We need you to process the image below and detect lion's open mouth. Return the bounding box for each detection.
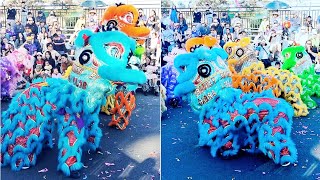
[104,42,124,59]
[194,75,201,85]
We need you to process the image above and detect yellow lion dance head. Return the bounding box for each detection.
[223,37,259,74]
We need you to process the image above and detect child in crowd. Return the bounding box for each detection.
[275,61,281,69]
[51,67,62,78]
[33,64,44,79]
[142,59,159,96]
[33,52,44,68]
[191,25,201,37]
[44,60,52,77]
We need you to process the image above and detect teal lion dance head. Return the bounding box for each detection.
[173,46,231,112]
[74,29,147,85]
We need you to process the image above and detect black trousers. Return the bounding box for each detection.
[261,59,271,68]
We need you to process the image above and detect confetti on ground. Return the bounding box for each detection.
[176,158,180,161]
[83,175,87,179]
[297,130,307,135]
[187,177,193,179]
[43,175,46,179]
[262,172,266,174]
[105,162,115,166]
[83,165,88,168]
[38,168,48,173]
[234,170,241,172]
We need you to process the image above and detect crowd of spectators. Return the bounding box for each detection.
[138,8,161,96]
[255,11,320,70]
[1,3,161,94]
[161,4,320,74]
[1,2,73,85]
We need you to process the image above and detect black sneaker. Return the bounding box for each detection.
[70,170,81,179]
[96,147,103,155]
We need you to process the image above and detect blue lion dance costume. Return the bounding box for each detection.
[1,30,146,177]
[161,49,187,108]
[161,64,181,107]
[173,46,298,166]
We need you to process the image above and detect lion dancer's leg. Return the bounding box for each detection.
[283,74,308,116]
[315,83,320,97]
[1,84,53,171]
[256,98,298,166]
[109,91,136,130]
[56,109,86,178]
[198,100,242,158]
[84,113,103,153]
[312,75,320,97]
[301,88,317,109]
[142,80,151,95]
[101,94,115,115]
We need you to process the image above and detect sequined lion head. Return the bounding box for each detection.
[282,46,313,75]
[73,29,146,87]
[223,37,258,74]
[100,4,150,44]
[174,46,231,112]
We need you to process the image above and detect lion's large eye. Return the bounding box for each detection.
[190,44,203,52]
[121,12,134,24]
[104,42,124,59]
[296,52,303,59]
[236,48,244,57]
[226,47,232,55]
[79,49,93,65]
[198,64,211,78]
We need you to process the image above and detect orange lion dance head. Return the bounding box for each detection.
[101,3,150,44]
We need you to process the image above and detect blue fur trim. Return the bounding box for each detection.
[98,65,147,84]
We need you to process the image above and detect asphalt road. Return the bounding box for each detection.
[161,98,320,180]
[1,92,160,180]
